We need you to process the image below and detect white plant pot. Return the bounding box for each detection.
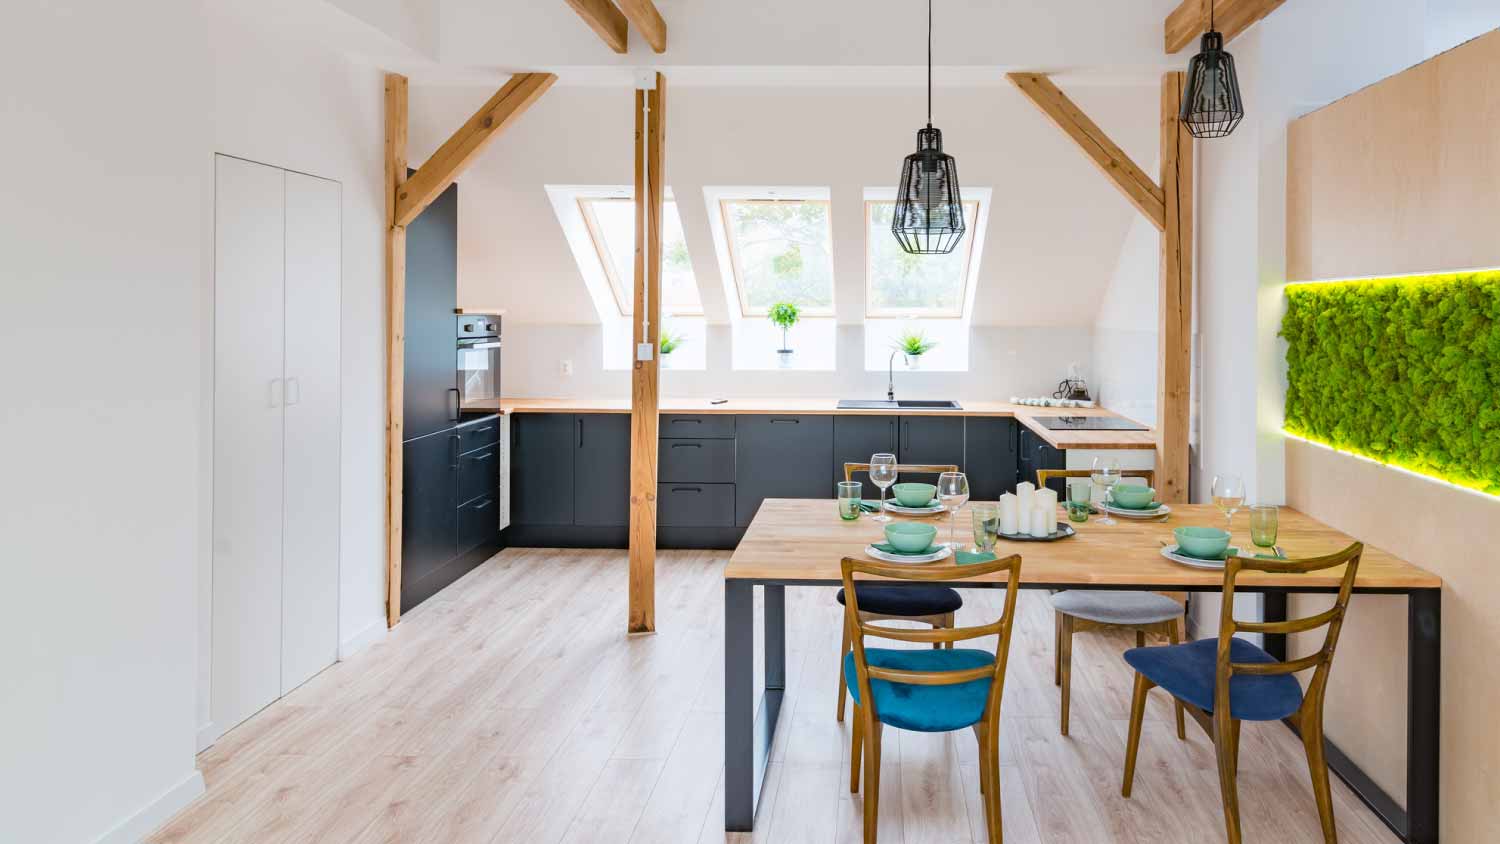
[905,354,923,370]
[660,353,673,369]
[776,349,794,369]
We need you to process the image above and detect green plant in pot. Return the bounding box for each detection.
[892,328,938,370]
[768,301,800,368]
[658,329,684,368]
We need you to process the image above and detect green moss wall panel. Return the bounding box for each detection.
[1281,270,1500,495]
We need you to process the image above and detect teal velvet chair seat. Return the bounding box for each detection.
[843,648,995,732]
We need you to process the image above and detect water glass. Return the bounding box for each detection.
[1066,481,1091,523]
[1091,456,1120,526]
[837,481,862,520]
[1212,474,1245,531]
[937,471,970,549]
[1249,504,1279,548]
[868,453,898,522]
[971,503,1000,552]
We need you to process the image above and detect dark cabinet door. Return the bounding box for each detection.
[965,417,1019,500]
[898,416,966,483]
[1019,426,1068,497]
[574,413,631,526]
[402,181,459,441]
[833,415,898,487]
[511,413,576,525]
[401,429,459,590]
[736,415,834,526]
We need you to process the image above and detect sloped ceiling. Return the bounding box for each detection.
[409,79,1159,327]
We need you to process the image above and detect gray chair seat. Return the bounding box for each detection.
[1049,590,1182,626]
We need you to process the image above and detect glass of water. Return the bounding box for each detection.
[971,502,1000,552]
[1249,504,1279,548]
[1212,474,1245,531]
[1091,457,1120,526]
[937,471,970,549]
[837,481,862,521]
[868,453,898,522]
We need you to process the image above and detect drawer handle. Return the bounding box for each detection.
[670,442,702,449]
[671,486,703,493]
[470,451,493,461]
[671,418,702,424]
[472,499,493,510]
[769,418,800,424]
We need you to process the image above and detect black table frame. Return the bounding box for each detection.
[724,578,1441,843]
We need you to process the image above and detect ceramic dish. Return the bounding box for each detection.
[1099,503,1172,519]
[883,500,946,516]
[864,544,953,564]
[997,524,1077,542]
[1160,544,1241,570]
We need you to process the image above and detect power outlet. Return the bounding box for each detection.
[560,359,573,376]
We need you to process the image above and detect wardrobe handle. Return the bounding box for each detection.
[449,434,460,470]
[268,378,282,408]
[285,377,301,406]
[447,388,461,422]
[577,417,584,448]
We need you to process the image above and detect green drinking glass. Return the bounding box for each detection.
[971,503,1000,552]
[1067,481,1091,523]
[1249,504,1279,548]
[838,481,862,521]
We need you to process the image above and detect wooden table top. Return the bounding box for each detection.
[725,499,1442,592]
[464,397,1156,450]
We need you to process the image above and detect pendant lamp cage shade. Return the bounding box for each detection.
[893,127,966,254]
[1180,30,1244,138]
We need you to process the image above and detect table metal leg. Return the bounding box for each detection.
[725,580,787,832]
[1406,588,1441,844]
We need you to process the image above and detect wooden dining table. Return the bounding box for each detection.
[723,499,1444,843]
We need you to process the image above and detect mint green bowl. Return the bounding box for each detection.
[884,522,938,553]
[891,482,937,507]
[1174,526,1231,559]
[1110,485,1157,509]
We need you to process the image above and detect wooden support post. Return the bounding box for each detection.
[563,0,629,53]
[385,73,408,628]
[1007,73,1166,231]
[1157,72,1193,505]
[1165,0,1286,53]
[628,74,665,633]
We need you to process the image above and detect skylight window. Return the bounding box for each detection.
[718,197,835,317]
[577,196,701,317]
[864,200,979,318]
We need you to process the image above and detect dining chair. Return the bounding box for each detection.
[1038,467,1184,737]
[835,462,963,722]
[1120,542,1364,844]
[842,553,1022,844]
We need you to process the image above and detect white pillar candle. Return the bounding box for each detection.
[998,493,1018,536]
[1030,506,1051,537]
[1037,489,1059,533]
[1016,481,1035,516]
[1016,506,1031,536]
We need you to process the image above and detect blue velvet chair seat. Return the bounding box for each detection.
[1124,637,1304,722]
[843,648,995,732]
[836,584,963,617]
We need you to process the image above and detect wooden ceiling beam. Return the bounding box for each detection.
[1165,0,1285,53]
[614,0,667,53]
[564,0,628,53]
[1007,72,1166,231]
[393,72,557,228]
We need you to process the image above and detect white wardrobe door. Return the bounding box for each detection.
[281,171,342,694]
[212,155,287,732]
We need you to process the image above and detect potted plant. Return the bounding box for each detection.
[658,329,684,368]
[892,329,938,369]
[767,301,801,368]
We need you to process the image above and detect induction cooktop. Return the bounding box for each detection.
[1033,416,1149,431]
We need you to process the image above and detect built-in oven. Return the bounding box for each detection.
[457,315,501,404]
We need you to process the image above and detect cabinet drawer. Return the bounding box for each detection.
[657,483,736,527]
[458,444,499,505]
[658,438,736,482]
[661,414,735,439]
[458,416,500,453]
[457,494,499,556]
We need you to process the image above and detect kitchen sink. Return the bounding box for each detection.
[837,399,963,410]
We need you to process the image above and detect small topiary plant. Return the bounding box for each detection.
[768,301,801,352]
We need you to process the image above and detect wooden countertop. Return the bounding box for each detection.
[726,499,1443,590]
[462,396,1156,450]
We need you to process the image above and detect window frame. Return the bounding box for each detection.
[717,197,837,319]
[576,194,703,318]
[862,198,981,319]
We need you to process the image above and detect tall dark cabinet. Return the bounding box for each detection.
[403,181,459,440]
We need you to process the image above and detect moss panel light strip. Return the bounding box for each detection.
[1281,270,1500,495]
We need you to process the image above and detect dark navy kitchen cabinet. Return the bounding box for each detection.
[736,415,834,527]
[402,181,459,440]
[832,415,898,487]
[510,412,577,526]
[897,416,966,481]
[1019,425,1067,497]
[574,413,631,527]
[965,417,1019,500]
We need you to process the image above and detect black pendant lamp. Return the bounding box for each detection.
[1179,0,1244,138]
[892,0,964,255]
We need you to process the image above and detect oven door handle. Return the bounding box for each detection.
[461,341,503,350]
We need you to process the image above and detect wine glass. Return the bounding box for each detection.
[868,453,898,522]
[1091,456,1121,526]
[1212,474,1245,531]
[937,471,970,549]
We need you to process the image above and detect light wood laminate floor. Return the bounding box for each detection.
[150,549,1398,844]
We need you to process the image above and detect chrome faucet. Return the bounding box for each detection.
[887,350,901,402]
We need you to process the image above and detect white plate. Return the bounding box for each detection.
[864,544,953,564]
[1102,503,1172,519]
[883,500,946,516]
[1159,544,1238,570]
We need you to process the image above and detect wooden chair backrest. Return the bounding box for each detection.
[1215,542,1363,712]
[840,555,1022,730]
[1035,468,1155,488]
[844,462,960,483]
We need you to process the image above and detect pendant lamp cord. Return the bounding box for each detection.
[1209,0,1215,32]
[926,0,933,126]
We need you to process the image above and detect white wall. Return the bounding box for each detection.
[0,2,209,841]
[1091,213,1160,426]
[201,0,392,742]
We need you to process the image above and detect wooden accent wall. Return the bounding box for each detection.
[1284,27,1500,837]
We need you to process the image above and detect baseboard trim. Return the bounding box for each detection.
[339,618,388,660]
[91,768,204,844]
[195,721,218,753]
